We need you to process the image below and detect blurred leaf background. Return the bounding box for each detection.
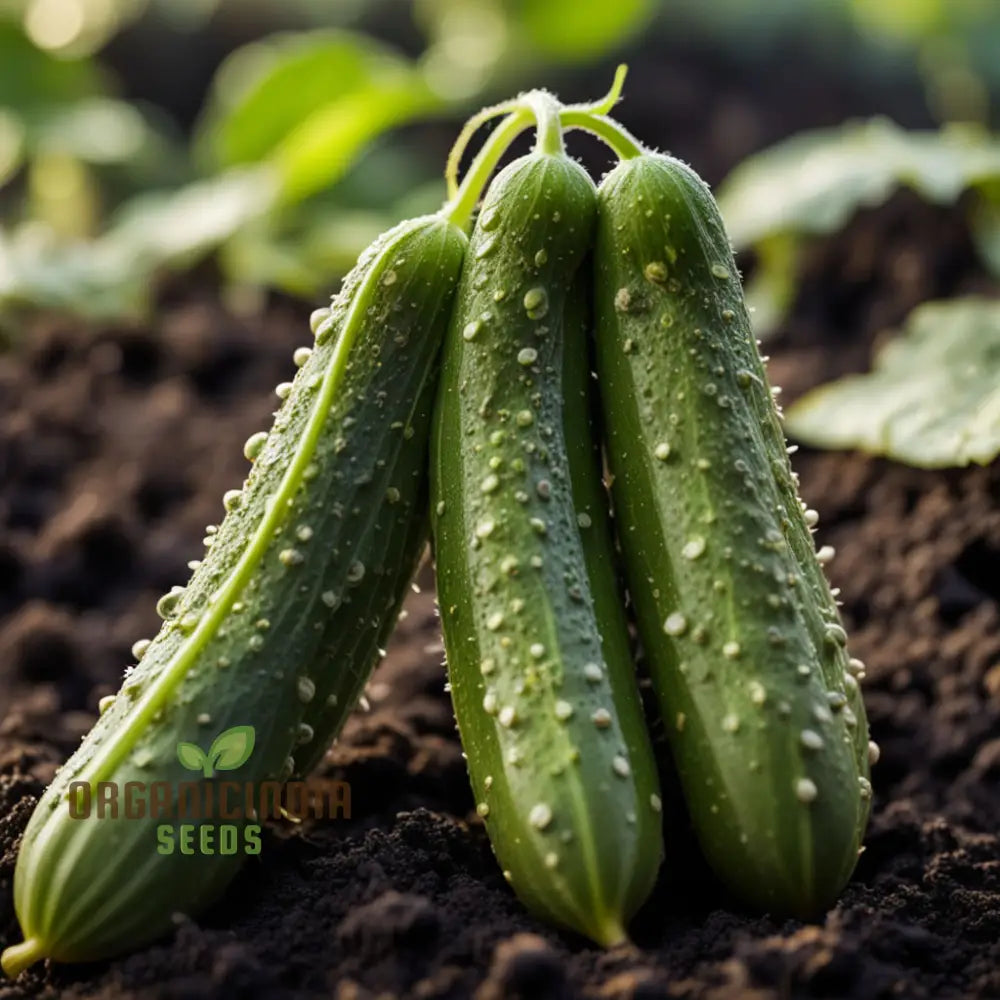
[1,0,999,356]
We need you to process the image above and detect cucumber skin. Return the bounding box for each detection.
[592,155,870,916]
[8,215,466,967]
[430,154,662,946]
[561,276,665,917]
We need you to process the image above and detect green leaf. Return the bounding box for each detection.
[199,30,381,166]
[514,0,653,59]
[971,197,1000,280]
[0,22,101,114]
[176,742,207,772]
[0,168,277,328]
[0,226,147,325]
[220,208,390,298]
[208,725,256,772]
[784,297,1000,468]
[197,30,440,203]
[0,108,25,188]
[718,118,1000,249]
[271,81,438,204]
[741,233,798,342]
[28,97,170,166]
[109,167,278,270]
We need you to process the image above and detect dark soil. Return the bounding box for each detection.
[2,191,1000,1000]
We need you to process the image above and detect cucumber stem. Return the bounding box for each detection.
[2,937,46,978]
[524,91,564,156]
[445,98,521,200]
[445,62,629,200]
[444,64,629,204]
[563,63,628,117]
[443,109,532,232]
[559,110,645,160]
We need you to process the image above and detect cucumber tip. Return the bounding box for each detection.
[2,937,47,978]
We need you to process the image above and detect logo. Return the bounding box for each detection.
[176,725,255,778]
[67,723,350,858]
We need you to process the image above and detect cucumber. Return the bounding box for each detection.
[430,151,662,947]
[591,152,871,916]
[2,213,467,975]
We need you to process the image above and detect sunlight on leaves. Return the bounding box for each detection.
[272,81,439,204]
[198,29,441,203]
[200,31,394,167]
[418,0,509,100]
[221,171,447,297]
[785,297,1000,468]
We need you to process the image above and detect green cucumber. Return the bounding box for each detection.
[2,213,467,975]
[430,149,662,947]
[591,152,872,916]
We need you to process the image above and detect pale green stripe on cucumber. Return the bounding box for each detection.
[430,142,662,947]
[591,151,871,917]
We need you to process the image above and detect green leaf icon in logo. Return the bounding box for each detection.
[177,725,255,778]
[176,742,207,773]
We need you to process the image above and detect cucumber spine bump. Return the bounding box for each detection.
[2,213,467,976]
[430,151,663,946]
[591,152,872,916]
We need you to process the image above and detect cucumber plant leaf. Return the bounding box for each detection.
[221,208,391,298]
[109,167,278,269]
[271,81,438,204]
[784,297,1000,468]
[718,118,1000,248]
[24,97,185,188]
[0,22,102,115]
[971,196,1000,279]
[742,233,797,339]
[197,30,441,204]
[199,30,392,166]
[718,119,1000,339]
[0,168,276,328]
[220,167,448,297]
